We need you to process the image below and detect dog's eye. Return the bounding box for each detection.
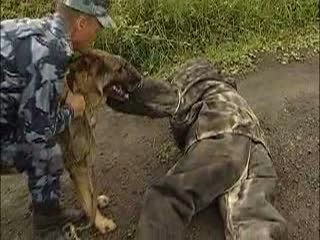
[117,66,123,74]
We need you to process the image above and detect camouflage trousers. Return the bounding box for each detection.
[1,136,64,204]
[137,134,288,240]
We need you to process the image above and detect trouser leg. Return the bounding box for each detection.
[26,143,86,239]
[137,134,251,240]
[1,140,64,203]
[218,143,288,240]
[26,143,64,204]
[0,141,27,174]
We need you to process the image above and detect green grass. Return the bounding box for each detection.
[1,0,319,76]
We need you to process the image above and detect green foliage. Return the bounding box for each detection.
[1,0,53,19]
[1,0,318,75]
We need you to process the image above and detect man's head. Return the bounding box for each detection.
[56,0,115,50]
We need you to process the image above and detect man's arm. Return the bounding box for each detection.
[106,78,179,119]
[17,36,74,146]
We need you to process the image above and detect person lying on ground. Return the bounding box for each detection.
[105,58,288,240]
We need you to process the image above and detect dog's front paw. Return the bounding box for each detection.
[95,212,117,234]
[97,195,110,209]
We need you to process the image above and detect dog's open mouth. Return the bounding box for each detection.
[104,84,129,102]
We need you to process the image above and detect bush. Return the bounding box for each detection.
[1,0,318,75]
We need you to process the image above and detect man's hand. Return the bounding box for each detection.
[65,92,86,118]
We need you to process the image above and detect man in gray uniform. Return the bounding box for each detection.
[106,59,288,240]
[0,0,114,239]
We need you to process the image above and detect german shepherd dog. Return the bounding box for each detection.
[1,49,142,237]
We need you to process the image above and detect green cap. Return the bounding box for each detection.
[61,0,115,28]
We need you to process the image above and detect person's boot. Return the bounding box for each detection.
[32,200,86,240]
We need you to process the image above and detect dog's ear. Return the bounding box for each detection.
[80,52,108,95]
[67,51,106,96]
[95,73,108,96]
[81,49,123,72]
[81,52,106,74]
[84,51,125,95]
[101,53,124,73]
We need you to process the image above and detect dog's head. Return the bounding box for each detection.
[67,49,142,106]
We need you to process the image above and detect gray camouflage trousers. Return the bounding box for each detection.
[1,136,64,204]
[137,134,287,240]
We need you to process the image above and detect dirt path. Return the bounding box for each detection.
[1,56,319,240]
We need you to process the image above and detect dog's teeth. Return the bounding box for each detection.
[110,85,128,99]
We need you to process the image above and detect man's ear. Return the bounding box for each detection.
[76,15,88,31]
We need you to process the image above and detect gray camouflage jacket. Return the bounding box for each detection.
[107,59,267,152]
[0,14,74,146]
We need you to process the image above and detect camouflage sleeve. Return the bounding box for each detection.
[106,79,179,118]
[17,35,73,145]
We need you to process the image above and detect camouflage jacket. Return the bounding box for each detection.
[107,59,268,152]
[0,14,74,146]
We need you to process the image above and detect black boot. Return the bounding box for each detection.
[32,200,86,240]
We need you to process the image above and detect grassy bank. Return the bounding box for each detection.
[1,0,319,75]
